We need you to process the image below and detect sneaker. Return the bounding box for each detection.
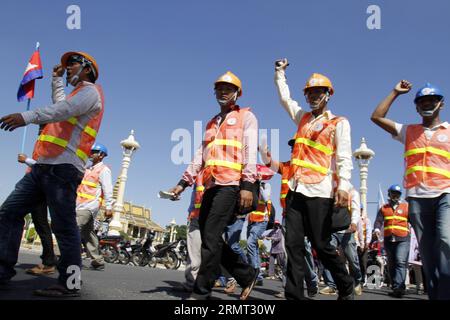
[354,284,363,296]
[274,291,285,299]
[256,279,264,286]
[319,286,337,295]
[240,270,259,301]
[26,264,56,276]
[307,286,319,298]
[224,279,237,294]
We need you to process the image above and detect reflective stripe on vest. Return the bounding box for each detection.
[205,159,243,171]
[76,163,107,206]
[207,139,242,150]
[295,137,334,155]
[291,158,328,175]
[404,124,450,189]
[381,203,409,237]
[34,83,104,163]
[202,107,249,185]
[289,113,344,184]
[384,225,409,232]
[81,180,98,188]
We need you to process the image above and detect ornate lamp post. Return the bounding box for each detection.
[169,218,176,242]
[353,137,375,217]
[108,130,141,236]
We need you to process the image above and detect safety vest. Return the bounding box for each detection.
[289,112,344,184]
[188,173,205,221]
[279,161,290,213]
[248,196,271,223]
[381,202,410,238]
[404,124,450,189]
[202,107,250,185]
[76,163,108,206]
[34,83,105,163]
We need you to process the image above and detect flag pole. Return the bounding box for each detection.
[20,99,31,153]
[19,42,40,154]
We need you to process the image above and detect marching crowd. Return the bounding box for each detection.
[0,52,449,301]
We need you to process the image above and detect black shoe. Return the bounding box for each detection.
[84,264,105,271]
[388,289,404,298]
[337,291,355,300]
[256,279,264,286]
[0,278,11,290]
[307,286,319,298]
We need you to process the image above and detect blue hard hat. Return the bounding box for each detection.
[388,184,402,194]
[414,83,444,103]
[91,143,108,156]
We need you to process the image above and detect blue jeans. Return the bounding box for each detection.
[247,221,267,280]
[384,240,410,291]
[0,164,83,287]
[408,194,450,300]
[304,237,319,289]
[225,217,247,263]
[323,232,362,289]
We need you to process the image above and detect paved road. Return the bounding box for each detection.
[0,250,427,300]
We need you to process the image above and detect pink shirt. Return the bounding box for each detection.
[181,107,258,189]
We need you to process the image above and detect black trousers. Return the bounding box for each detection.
[285,191,353,300]
[358,248,368,281]
[30,201,57,266]
[194,186,256,297]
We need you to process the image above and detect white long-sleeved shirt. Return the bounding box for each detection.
[393,121,450,198]
[21,77,103,173]
[24,157,37,167]
[76,162,114,214]
[357,216,372,247]
[274,70,353,198]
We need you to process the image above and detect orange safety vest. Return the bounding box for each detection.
[289,112,344,184]
[381,202,410,238]
[76,163,108,206]
[201,107,250,185]
[404,124,450,189]
[279,161,290,212]
[188,173,205,221]
[34,83,105,163]
[248,195,271,223]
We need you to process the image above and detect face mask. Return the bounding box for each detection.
[308,92,329,110]
[418,100,443,117]
[217,91,238,107]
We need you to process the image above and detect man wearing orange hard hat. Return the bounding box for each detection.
[0,51,105,298]
[168,71,260,300]
[273,59,354,300]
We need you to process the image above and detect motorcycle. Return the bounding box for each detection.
[148,240,179,270]
[117,240,132,265]
[97,220,123,263]
[99,233,122,263]
[174,239,187,270]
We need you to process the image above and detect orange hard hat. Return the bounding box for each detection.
[61,51,99,80]
[214,71,242,97]
[303,73,334,96]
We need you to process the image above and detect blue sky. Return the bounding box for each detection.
[0,0,449,228]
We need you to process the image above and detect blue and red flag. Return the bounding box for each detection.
[17,47,43,102]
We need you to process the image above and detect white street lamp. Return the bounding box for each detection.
[353,137,375,218]
[108,130,141,236]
